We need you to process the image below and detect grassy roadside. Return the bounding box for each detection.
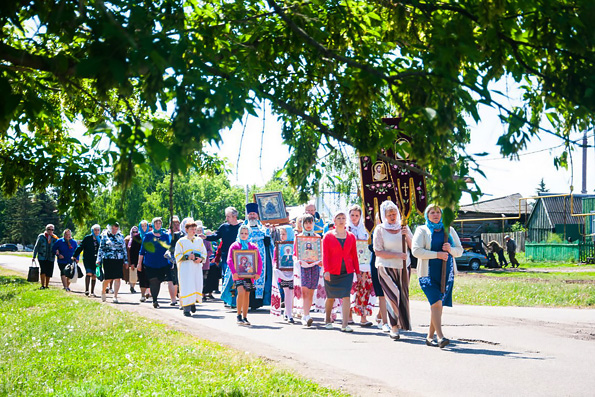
[0,252,33,258]
[410,271,595,307]
[0,269,344,396]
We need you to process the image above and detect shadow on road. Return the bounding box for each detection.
[445,340,546,360]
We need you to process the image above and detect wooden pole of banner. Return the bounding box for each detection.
[441,227,449,294]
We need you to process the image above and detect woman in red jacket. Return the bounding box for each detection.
[322,211,361,332]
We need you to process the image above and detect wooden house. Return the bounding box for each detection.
[455,193,527,237]
[526,193,595,242]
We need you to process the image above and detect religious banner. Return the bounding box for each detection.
[359,118,428,233]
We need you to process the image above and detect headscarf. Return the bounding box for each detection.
[280,225,295,242]
[91,224,101,246]
[128,226,139,248]
[347,211,369,240]
[379,200,401,231]
[424,205,454,244]
[180,217,193,233]
[236,224,251,250]
[138,221,149,239]
[333,210,346,221]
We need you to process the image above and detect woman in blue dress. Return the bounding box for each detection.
[412,205,463,348]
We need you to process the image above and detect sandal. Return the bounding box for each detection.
[438,338,450,348]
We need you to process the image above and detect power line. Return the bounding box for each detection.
[474,132,595,162]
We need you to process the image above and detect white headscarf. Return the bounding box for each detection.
[379,200,401,231]
[180,217,194,233]
[347,212,369,240]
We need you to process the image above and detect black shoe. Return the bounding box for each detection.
[288,318,295,324]
[170,301,177,306]
[426,338,437,347]
[438,338,450,348]
[190,304,196,313]
[153,301,160,308]
[242,317,251,326]
[130,287,136,293]
[85,291,89,296]
[237,315,243,325]
[183,311,191,317]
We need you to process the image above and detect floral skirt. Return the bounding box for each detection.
[352,272,373,316]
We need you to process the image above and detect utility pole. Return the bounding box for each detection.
[582,130,588,194]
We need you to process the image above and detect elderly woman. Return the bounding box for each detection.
[32,224,59,289]
[412,205,463,348]
[74,224,101,296]
[322,211,360,333]
[96,222,128,303]
[373,201,413,340]
[53,229,78,292]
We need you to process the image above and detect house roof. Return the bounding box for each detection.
[528,193,595,226]
[459,193,523,215]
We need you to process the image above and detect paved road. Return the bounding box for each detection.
[3,255,595,396]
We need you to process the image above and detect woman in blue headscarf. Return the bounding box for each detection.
[412,205,463,348]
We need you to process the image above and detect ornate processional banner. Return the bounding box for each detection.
[358,122,428,233]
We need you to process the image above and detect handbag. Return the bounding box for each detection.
[129,267,138,285]
[76,265,84,278]
[27,262,40,283]
[62,263,75,279]
[95,265,104,281]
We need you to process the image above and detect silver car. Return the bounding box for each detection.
[456,250,488,271]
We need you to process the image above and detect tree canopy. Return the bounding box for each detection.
[1,0,594,225]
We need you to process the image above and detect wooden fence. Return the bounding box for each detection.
[579,241,595,264]
[480,231,526,252]
[525,243,579,262]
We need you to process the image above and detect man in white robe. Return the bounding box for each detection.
[174,220,207,317]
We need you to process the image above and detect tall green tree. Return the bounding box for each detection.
[2,1,595,227]
[536,178,550,195]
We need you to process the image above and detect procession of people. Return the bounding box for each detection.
[31,200,464,347]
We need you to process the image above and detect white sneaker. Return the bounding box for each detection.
[301,318,308,326]
[140,296,146,302]
[112,298,119,304]
[382,323,391,333]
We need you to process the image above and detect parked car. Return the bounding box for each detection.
[456,249,488,271]
[0,244,19,252]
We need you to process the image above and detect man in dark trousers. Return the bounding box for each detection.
[505,235,520,268]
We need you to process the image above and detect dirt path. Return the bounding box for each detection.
[3,256,595,396]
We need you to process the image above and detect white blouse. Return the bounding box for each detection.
[373,225,413,269]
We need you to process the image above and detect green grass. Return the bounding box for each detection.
[0,269,344,396]
[410,271,595,307]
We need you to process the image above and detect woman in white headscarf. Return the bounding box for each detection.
[347,204,374,327]
[373,200,413,340]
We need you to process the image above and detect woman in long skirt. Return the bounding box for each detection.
[175,220,208,317]
[373,201,413,340]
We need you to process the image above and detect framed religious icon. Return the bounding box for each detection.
[356,240,371,266]
[233,250,258,278]
[372,161,388,182]
[275,241,294,271]
[296,235,322,264]
[253,191,289,225]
